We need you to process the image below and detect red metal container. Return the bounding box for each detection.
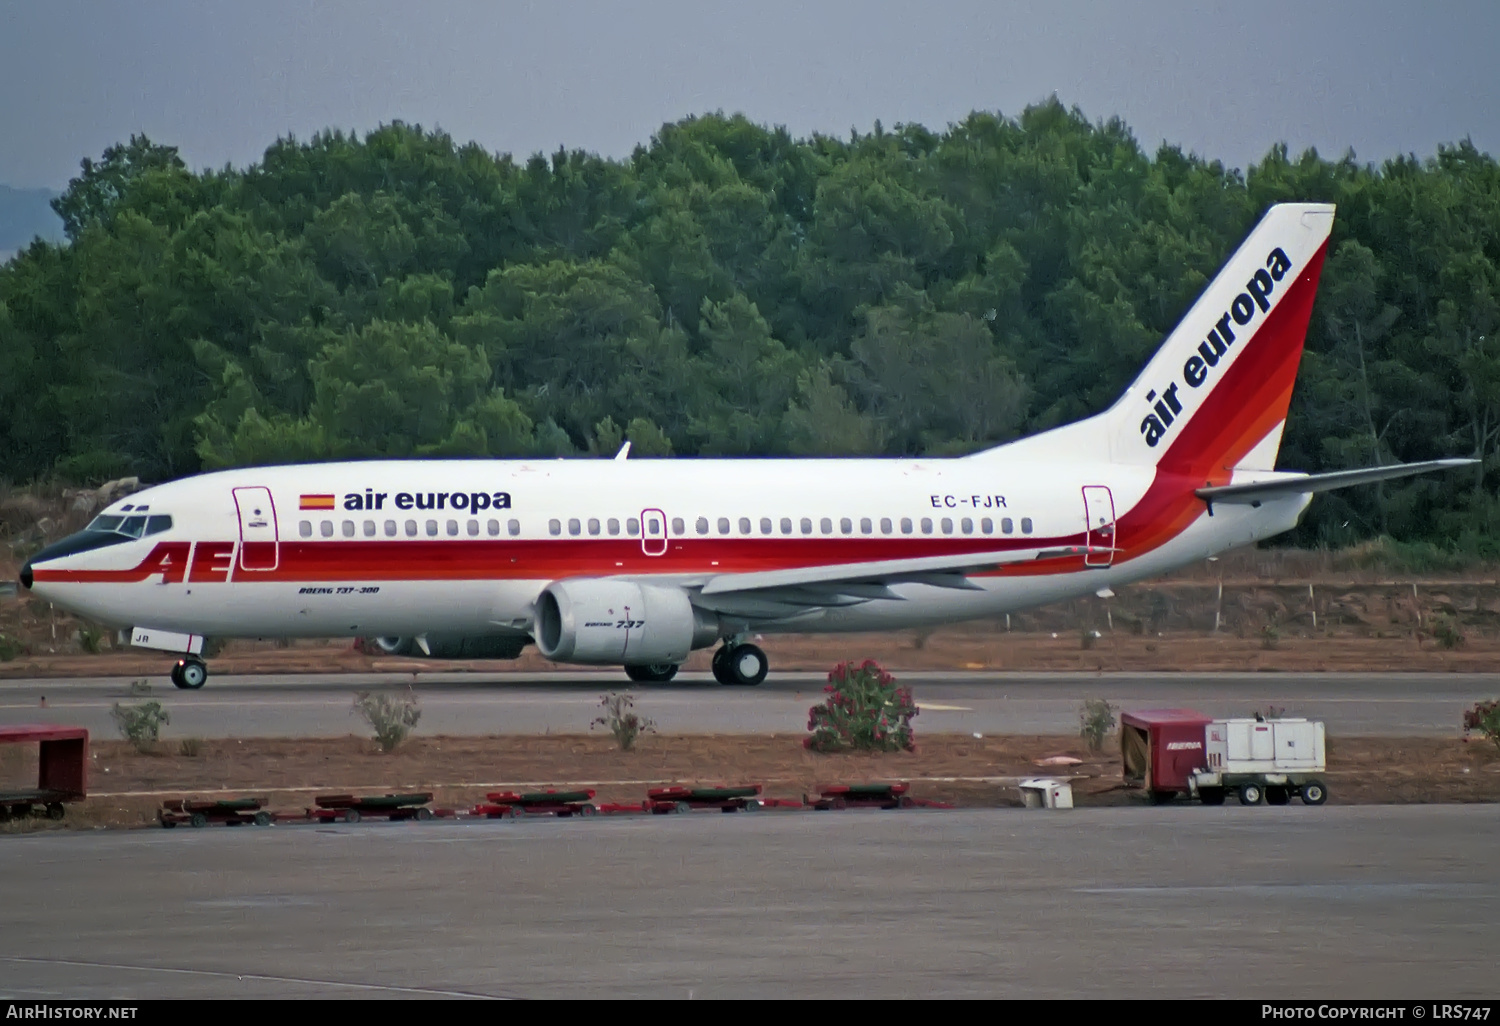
[0,724,89,820]
[1119,709,1212,799]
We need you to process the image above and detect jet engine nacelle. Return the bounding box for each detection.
[368,633,530,660]
[535,579,719,665]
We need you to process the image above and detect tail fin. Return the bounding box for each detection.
[1104,203,1334,475]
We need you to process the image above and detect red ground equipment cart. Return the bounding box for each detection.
[311,793,436,823]
[159,797,272,828]
[472,789,598,818]
[0,724,88,821]
[647,785,763,813]
[1120,708,1213,803]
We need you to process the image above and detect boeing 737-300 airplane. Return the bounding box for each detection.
[16,203,1473,689]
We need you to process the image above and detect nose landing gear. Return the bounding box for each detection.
[170,657,209,690]
[711,643,768,686]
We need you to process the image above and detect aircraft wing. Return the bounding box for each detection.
[691,545,1110,618]
[1195,459,1476,505]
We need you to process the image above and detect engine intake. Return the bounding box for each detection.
[535,579,719,665]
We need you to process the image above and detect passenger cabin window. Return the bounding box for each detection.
[342,520,355,538]
[900,518,913,535]
[321,520,334,538]
[549,519,562,536]
[405,520,418,537]
[881,518,893,534]
[487,519,501,536]
[467,520,479,536]
[920,518,933,535]
[981,518,993,534]
[800,517,813,535]
[425,520,438,537]
[507,519,520,536]
[820,517,832,534]
[446,520,458,536]
[364,520,376,537]
[739,517,752,535]
[671,517,684,535]
[568,518,581,536]
[1001,517,1014,534]
[780,517,793,535]
[961,517,973,534]
[941,518,953,534]
[607,518,620,535]
[1021,517,1033,534]
[840,517,853,535]
[860,517,873,535]
[626,518,640,536]
[760,517,772,535]
[717,517,730,535]
[696,517,709,535]
[588,518,601,536]
[385,520,397,537]
[299,521,312,538]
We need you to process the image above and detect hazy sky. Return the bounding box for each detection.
[2,0,1497,189]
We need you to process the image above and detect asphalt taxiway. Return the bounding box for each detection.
[0,805,1495,999]
[0,670,1493,738]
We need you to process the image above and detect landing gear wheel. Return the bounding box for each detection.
[1238,783,1265,806]
[173,658,208,690]
[722,644,768,686]
[711,645,734,685]
[1300,780,1328,806]
[623,663,679,683]
[1266,786,1291,806]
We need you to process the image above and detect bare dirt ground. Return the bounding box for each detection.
[4,732,1498,832]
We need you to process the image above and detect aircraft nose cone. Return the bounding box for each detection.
[19,563,33,590]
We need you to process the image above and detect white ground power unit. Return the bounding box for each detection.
[1189,718,1328,807]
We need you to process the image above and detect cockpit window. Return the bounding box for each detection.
[86,513,172,538]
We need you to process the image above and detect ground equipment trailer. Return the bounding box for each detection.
[1189,718,1328,806]
[0,724,88,821]
[1120,709,1214,803]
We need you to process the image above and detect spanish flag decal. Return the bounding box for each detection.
[299,494,336,510]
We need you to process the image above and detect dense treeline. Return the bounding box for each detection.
[1,100,1498,550]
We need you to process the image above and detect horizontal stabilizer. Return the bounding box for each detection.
[1195,459,1477,505]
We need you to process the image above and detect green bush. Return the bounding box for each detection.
[1079,698,1116,752]
[111,700,169,753]
[1463,700,1500,750]
[0,635,23,662]
[1260,624,1280,650]
[178,738,203,757]
[352,689,422,752]
[805,660,918,753]
[1433,617,1466,650]
[591,692,655,751]
[78,624,106,654]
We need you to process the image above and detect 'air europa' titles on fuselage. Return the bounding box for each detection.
[338,489,513,512]
[1138,246,1296,447]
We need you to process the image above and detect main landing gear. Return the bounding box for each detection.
[623,663,679,683]
[170,657,208,690]
[712,643,768,687]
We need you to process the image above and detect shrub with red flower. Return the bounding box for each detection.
[804,659,918,753]
[1463,699,1500,750]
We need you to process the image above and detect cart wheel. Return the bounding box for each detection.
[253,811,273,827]
[189,812,208,828]
[1237,783,1265,806]
[499,807,516,820]
[1198,788,1226,806]
[1266,786,1290,806]
[161,819,177,829]
[674,801,691,814]
[44,803,65,821]
[0,805,9,822]
[10,803,30,819]
[1300,780,1328,806]
[415,807,434,821]
[578,804,598,817]
[742,799,761,812]
[343,809,361,824]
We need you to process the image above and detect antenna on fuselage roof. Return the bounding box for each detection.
[614,442,631,461]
